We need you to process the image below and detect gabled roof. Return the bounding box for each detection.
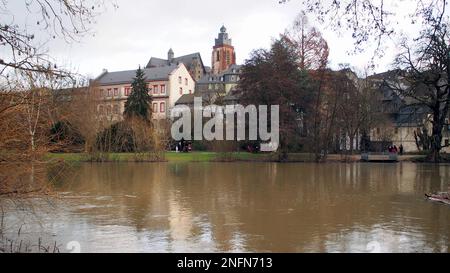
[146,57,168,67]
[175,94,196,105]
[146,52,206,74]
[96,65,179,85]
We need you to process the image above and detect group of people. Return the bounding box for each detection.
[175,138,192,153]
[388,144,404,155]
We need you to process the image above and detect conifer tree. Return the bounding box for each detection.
[124,67,152,121]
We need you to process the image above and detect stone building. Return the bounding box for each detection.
[211,26,236,75]
[194,64,242,103]
[368,70,450,153]
[146,49,207,81]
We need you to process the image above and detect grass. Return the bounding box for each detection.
[45,152,269,163]
[32,151,435,164]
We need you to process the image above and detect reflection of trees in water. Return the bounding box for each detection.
[0,162,71,252]
[0,163,51,195]
[52,162,449,252]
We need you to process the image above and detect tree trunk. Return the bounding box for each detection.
[429,117,443,162]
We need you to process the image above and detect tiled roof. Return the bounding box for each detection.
[96,65,178,85]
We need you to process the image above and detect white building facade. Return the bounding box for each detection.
[95,64,195,122]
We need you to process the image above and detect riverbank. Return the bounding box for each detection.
[45,152,427,163]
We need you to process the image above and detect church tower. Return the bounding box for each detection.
[211,25,236,75]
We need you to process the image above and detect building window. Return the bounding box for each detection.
[160,102,166,113]
[153,103,158,113]
[113,105,119,114]
[114,88,119,97]
[226,51,230,64]
[99,105,104,114]
[161,85,166,94]
[178,76,182,84]
[395,128,399,135]
[446,139,450,147]
[107,89,112,97]
[208,84,212,90]
[153,85,159,94]
[189,90,192,94]
[125,87,131,96]
[217,51,220,61]
[185,78,188,86]
[106,105,112,115]
[215,84,219,90]
[179,87,183,95]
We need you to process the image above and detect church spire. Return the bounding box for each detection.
[215,25,232,47]
[168,48,174,63]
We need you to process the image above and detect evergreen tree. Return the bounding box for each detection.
[124,67,152,121]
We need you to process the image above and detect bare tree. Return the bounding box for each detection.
[282,12,329,70]
[0,0,116,77]
[280,0,448,57]
[392,25,450,162]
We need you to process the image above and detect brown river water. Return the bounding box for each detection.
[1,162,449,253]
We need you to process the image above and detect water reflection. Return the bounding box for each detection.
[1,162,449,253]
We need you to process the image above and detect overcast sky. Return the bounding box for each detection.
[4,0,425,79]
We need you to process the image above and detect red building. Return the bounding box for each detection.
[211,26,236,75]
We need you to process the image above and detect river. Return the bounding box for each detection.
[0,162,449,253]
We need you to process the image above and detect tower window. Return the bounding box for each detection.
[217,51,220,61]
